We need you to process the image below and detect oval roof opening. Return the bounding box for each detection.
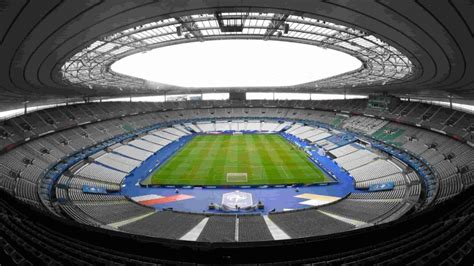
[111,40,362,88]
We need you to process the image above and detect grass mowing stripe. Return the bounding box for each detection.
[193,136,216,182]
[269,135,296,180]
[256,134,288,180]
[236,135,242,173]
[152,135,207,183]
[208,135,228,184]
[268,135,307,179]
[180,136,210,179]
[247,134,267,182]
[272,135,323,181]
[223,135,236,176]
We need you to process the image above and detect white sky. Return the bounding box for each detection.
[111,40,362,88]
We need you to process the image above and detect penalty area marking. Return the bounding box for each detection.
[226,172,248,182]
[279,165,290,179]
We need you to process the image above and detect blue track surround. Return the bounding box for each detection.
[48,116,433,214]
[118,131,358,214]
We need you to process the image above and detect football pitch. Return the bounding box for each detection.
[146,134,331,186]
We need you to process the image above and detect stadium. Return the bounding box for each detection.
[0,0,473,264]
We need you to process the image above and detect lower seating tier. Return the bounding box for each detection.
[119,211,205,240]
[269,209,355,238]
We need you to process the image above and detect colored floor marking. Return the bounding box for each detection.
[139,194,194,206]
[295,193,341,206]
[131,194,163,201]
[299,199,334,206]
[295,193,341,201]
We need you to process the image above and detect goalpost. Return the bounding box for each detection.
[226,172,248,182]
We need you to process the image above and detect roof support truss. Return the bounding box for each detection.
[263,13,289,40]
[175,16,204,42]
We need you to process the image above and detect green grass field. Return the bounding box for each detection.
[146,134,331,186]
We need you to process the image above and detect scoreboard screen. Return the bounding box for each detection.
[368,95,400,111]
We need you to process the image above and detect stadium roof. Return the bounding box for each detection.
[62,13,412,91]
[0,0,473,110]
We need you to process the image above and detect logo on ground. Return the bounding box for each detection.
[221,191,253,210]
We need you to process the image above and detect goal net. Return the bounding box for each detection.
[226,172,248,182]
